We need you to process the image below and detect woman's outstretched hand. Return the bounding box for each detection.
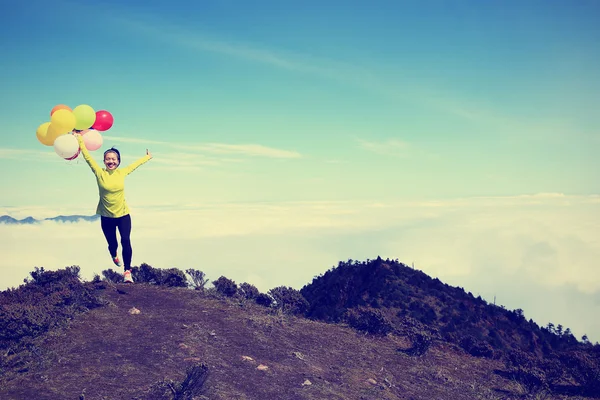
[147,149,152,159]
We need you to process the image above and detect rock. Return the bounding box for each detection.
[302,379,312,386]
[257,364,269,371]
[366,378,377,385]
[128,307,140,315]
[241,356,254,362]
[292,351,305,360]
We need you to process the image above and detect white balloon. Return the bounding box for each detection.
[54,134,79,159]
[83,129,103,151]
[65,148,80,160]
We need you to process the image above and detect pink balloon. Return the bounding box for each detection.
[83,129,103,151]
[92,110,114,131]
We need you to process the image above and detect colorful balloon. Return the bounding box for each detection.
[46,123,65,145]
[73,104,96,130]
[92,110,114,131]
[36,122,54,146]
[83,129,103,151]
[64,147,81,161]
[50,109,76,133]
[50,104,72,116]
[53,134,79,159]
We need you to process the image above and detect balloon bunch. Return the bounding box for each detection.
[36,104,114,160]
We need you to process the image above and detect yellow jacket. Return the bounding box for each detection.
[77,135,151,218]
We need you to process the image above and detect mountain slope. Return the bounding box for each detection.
[0,281,547,399]
[301,257,595,353]
[0,262,597,399]
[300,257,600,395]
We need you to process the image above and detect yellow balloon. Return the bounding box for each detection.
[36,122,54,146]
[73,104,96,130]
[46,123,66,145]
[50,109,76,132]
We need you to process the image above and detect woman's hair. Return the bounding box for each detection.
[104,147,121,162]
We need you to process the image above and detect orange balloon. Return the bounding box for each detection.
[50,104,72,116]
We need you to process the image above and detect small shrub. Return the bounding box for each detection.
[212,276,237,297]
[559,350,600,395]
[398,333,433,357]
[504,349,549,394]
[186,269,209,291]
[146,363,209,400]
[159,268,188,288]
[268,286,309,316]
[25,266,81,286]
[459,335,495,358]
[255,293,273,307]
[345,307,394,336]
[0,266,105,350]
[102,269,123,284]
[131,263,160,285]
[130,263,188,287]
[239,283,259,300]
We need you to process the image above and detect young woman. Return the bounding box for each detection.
[74,132,152,283]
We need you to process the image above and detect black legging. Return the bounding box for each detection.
[100,214,132,270]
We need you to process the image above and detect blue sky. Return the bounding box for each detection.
[1,1,599,340]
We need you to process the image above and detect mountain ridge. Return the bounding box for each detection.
[0,214,100,224]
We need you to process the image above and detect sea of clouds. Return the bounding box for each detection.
[1,193,599,342]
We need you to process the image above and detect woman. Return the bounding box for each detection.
[75,132,152,283]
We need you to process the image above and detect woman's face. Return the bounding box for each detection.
[104,151,120,170]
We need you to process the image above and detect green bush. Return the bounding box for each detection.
[130,263,188,287]
[345,307,394,336]
[25,265,81,286]
[255,293,273,307]
[398,333,433,357]
[0,266,105,350]
[503,349,549,394]
[239,283,259,300]
[459,335,496,358]
[268,286,309,316]
[102,268,123,284]
[212,276,237,297]
[186,269,209,291]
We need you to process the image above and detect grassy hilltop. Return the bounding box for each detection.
[1,258,599,399]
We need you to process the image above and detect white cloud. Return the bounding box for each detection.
[1,194,599,343]
[145,152,226,171]
[103,135,302,159]
[184,143,302,159]
[356,137,440,160]
[357,138,410,157]
[0,148,60,161]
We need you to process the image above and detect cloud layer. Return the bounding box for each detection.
[1,194,599,342]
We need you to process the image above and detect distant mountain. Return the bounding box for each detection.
[0,214,100,224]
[46,215,100,223]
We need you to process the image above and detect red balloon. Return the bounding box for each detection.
[92,110,114,131]
[65,148,81,160]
